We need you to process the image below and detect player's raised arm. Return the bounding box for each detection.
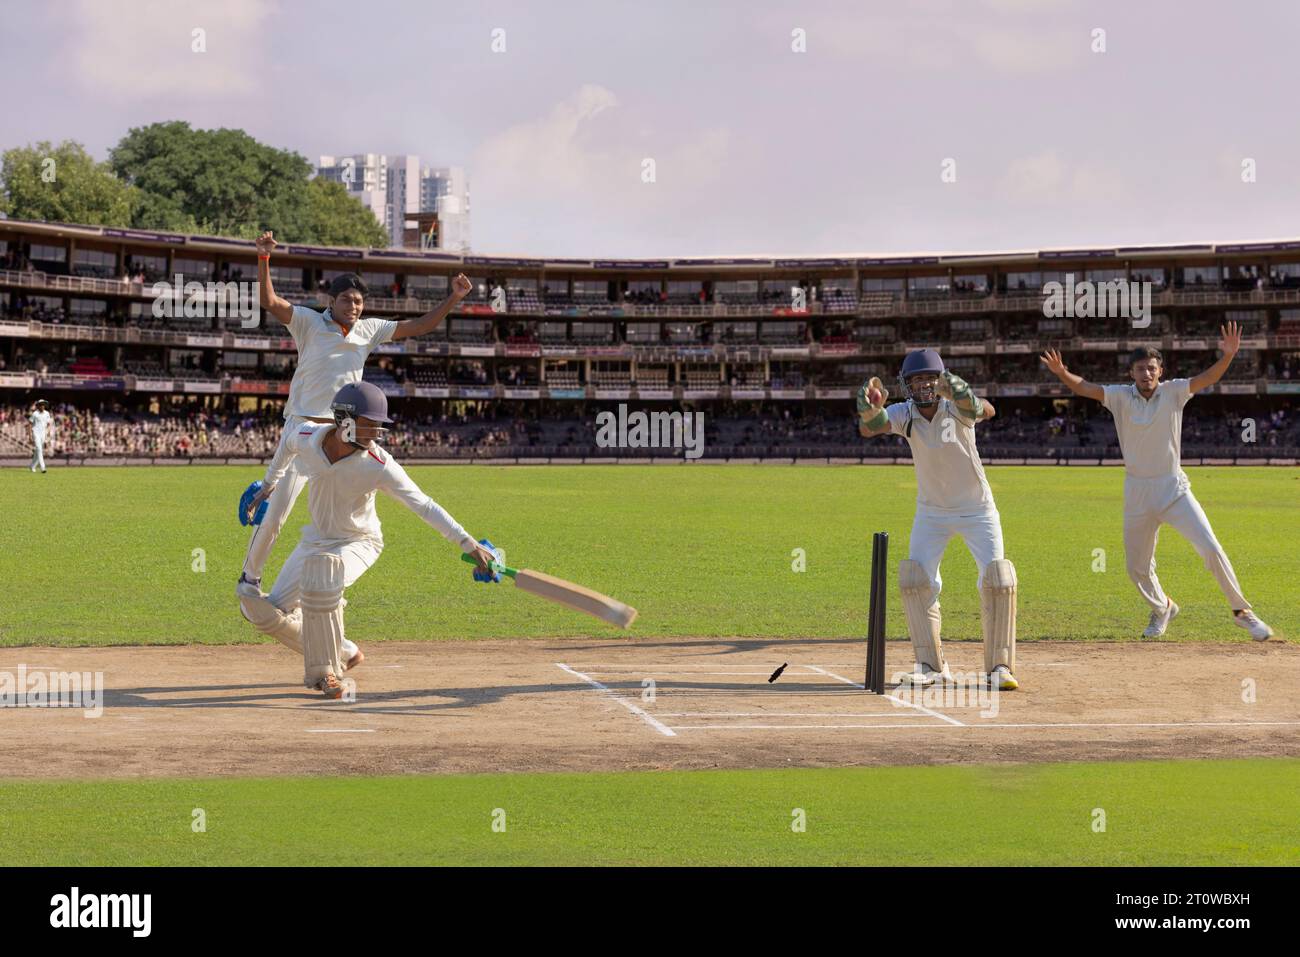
[1040,349,1103,402]
[390,273,473,341]
[854,376,892,437]
[1189,321,1241,394]
[256,231,294,326]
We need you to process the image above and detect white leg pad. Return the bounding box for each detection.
[981,559,1017,673]
[899,559,945,673]
[300,553,346,688]
[237,580,302,653]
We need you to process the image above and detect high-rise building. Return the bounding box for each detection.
[317,154,388,231]
[420,166,471,252]
[317,153,471,250]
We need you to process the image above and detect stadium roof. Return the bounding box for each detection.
[5,217,1300,271]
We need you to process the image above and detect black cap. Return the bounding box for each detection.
[328,273,369,298]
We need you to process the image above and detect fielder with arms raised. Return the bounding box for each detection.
[237,381,496,697]
[856,349,1019,691]
[238,231,472,661]
[1040,322,1274,640]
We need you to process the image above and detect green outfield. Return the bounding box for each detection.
[0,758,1295,866]
[0,464,1293,646]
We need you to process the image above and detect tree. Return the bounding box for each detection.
[0,140,136,226]
[304,178,389,248]
[109,121,314,239]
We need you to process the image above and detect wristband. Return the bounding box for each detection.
[258,254,271,260]
[861,406,888,430]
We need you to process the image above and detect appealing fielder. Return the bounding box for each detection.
[237,381,496,697]
[28,399,54,473]
[856,349,1019,690]
[238,231,472,631]
[1041,323,1274,640]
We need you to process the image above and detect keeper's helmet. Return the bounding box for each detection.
[898,349,945,408]
[330,381,392,449]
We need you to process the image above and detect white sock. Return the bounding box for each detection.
[342,638,358,659]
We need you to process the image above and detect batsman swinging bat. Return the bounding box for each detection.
[460,553,638,629]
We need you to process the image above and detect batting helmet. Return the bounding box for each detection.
[331,381,392,448]
[898,349,945,407]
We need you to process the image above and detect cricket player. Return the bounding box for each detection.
[237,381,496,697]
[856,350,1019,690]
[28,399,54,473]
[1040,322,1274,640]
[238,231,472,647]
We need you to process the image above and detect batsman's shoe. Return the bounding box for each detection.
[1142,599,1179,638]
[345,646,365,671]
[897,663,953,687]
[1233,610,1274,641]
[990,665,1019,691]
[313,674,345,699]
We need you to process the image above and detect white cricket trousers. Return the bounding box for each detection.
[30,435,46,471]
[266,537,382,670]
[908,505,1005,599]
[1122,474,1249,613]
[267,538,383,613]
[241,416,313,581]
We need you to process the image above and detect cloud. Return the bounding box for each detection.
[62,0,272,98]
[471,85,733,252]
[970,27,1081,74]
[756,4,1081,75]
[997,149,1130,204]
[472,84,619,194]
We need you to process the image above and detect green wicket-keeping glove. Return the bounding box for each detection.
[855,376,889,429]
[937,370,970,400]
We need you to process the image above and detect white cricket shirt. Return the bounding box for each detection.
[29,410,53,438]
[287,423,477,552]
[1101,378,1193,479]
[283,306,398,419]
[887,398,995,514]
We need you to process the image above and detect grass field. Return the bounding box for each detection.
[0,464,1293,646]
[1,758,1295,866]
[3,463,1295,867]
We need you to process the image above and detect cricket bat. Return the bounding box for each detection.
[461,553,638,629]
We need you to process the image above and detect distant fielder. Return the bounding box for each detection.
[856,349,1019,690]
[237,381,496,697]
[238,231,472,662]
[29,399,54,473]
[1041,322,1274,640]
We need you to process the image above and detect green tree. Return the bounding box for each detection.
[0,140,136,226]
[109,121,314,240]
[304,177,389,248]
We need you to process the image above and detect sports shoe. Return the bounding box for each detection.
[345,647,365,671]
[897,663,953,687]
[313,674,345,699]
[1143,599,1179,638]
[1234,610,1274,641]
[991,665,1019,691]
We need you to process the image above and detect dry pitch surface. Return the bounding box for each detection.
[5,638,1297,779]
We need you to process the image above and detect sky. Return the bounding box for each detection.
[2,0,1299,258]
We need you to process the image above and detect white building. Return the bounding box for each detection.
[317,153,471,251]
[317,154,388,230]
[420,166,471,252]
